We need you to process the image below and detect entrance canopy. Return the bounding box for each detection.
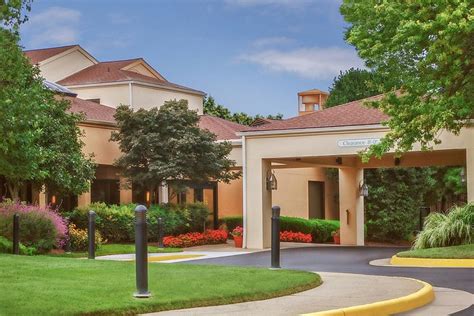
[238,99,473,249]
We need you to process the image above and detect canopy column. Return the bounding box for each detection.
[338,167,365,246]
[467,147,474,202]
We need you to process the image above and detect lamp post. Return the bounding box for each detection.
[271,206,281,269]
[134,205,151,298]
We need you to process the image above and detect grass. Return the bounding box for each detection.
[0,254,321,315]
[48,243,182,258]
[397,244,474,259]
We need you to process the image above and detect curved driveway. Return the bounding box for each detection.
[186,246,473,314]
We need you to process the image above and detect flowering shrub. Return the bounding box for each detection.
[280,231,312,243]
[68,223,105,251]
[0,200,67,252]
[163,230,228,248]
[231,226,243,237]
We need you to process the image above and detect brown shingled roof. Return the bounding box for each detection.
[199,115,249,140]
[57,59,205,95]
[24,45,77,64]
[245,94,389,132]
[62,96,116,124]
[60,98,246,140]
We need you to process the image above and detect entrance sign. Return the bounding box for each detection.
[337,138,380,148]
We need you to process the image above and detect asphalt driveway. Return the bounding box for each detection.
[186,246,473,293]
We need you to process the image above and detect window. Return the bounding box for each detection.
[91,179,120,205]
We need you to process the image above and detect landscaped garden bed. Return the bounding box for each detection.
[0,254,321,315]
[397,244,474,259]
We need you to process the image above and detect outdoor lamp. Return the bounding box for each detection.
[145,191,151,206]
[460,168,466,183]
[51,195,56,205]
[359,180,368,197]
[266,170,278,191]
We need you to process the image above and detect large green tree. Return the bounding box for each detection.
[341,1,474,158]
[0,2,95,200]
[112,100,240,195]
[325,68,397,107]
[204,96,283,125]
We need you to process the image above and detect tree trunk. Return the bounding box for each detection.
[6,182,20,201]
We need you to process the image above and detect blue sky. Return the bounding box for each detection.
[20,0,364,118]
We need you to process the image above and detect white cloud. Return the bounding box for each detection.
[238,47,365,79]
[252,36,293,48]
[23,7,81,47]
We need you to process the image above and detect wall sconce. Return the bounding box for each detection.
[266,170,278,191]
[146,191,151,207]
[359,180,369,197]
[336,157,343,165]
[51,195,56,205]
[460,168,466,183]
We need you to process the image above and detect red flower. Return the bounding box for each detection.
[163,230,228,248]
[279,231,312,243]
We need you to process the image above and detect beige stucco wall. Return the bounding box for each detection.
[79,124,120,165]
[69,83,204,114]
[273,168,337,219]
[69,84,131,109]
[132,84,203,114]
[218,178,243,218]
[40,49,95,82]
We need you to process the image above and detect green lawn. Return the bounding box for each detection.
[0,254,321,315]
[48,243,182,258]
[397,244,474,259]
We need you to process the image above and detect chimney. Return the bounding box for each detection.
[297,89,329,116]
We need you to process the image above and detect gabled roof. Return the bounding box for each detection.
[244,94,389,132]
[298,88,329,96]
[57,59,205,95]
[63,96,117,124]
[24,45,78,64]
[199,115,249,140]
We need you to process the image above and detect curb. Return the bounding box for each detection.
[301,278,434,316]
[390,255,474,268]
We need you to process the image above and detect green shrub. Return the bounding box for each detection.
[219,216,340,243]
[218,216,243,232]
[0,236,37,255]
[309,219,340,243]
[68,224,105,251]
[66,202,212,243]
[0,201,67,253]
[414,203,473,249]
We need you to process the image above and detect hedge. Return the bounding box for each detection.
[219,216,340,243]
[65,202,210,243]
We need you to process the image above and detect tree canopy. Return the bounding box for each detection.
[341,0,474,159]
[112,100,240,194]
[204,95,283,125]
[0,4,95,200]
[325,68,398,108]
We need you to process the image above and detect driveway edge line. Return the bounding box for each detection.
[300,278,434,316]
[390,255,474,268]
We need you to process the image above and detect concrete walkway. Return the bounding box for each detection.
[144,272,427,315]
[400,287,473,315]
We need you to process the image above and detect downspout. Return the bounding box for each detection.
[242,135,248,248]
[128,82,133,107]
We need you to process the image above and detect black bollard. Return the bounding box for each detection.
[134,205,151,298]
[88,211,96,259]
[271,206,281,269]
[157,217,164,248]
[12,214,19,255]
